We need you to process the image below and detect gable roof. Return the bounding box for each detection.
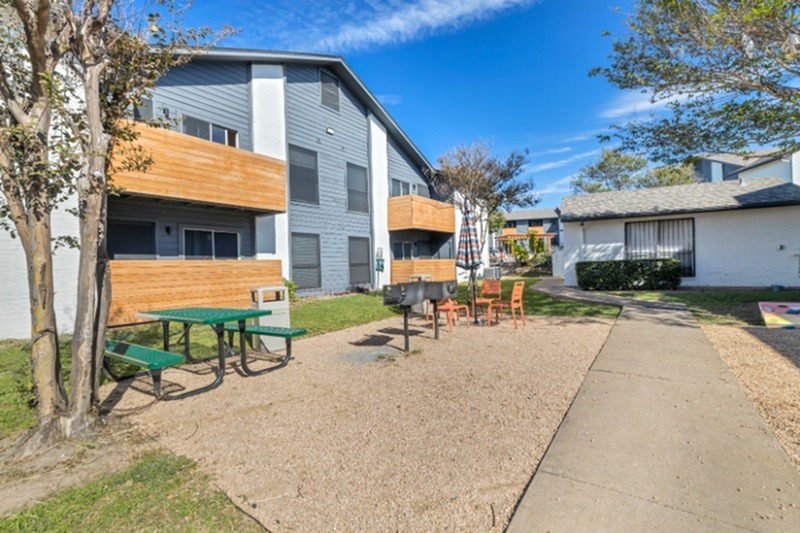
[193,47,434,174]
[503,208,559,221]
[560,177,800,222]
[700,149,776,168]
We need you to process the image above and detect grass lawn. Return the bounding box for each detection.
[459,277,620,320]
[0,452,261,531]
[610,288,800,326]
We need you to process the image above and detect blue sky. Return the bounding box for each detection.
[183,0,665,209]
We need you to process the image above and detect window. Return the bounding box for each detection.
[391,179,410,197]
[347,163,369,213]
[504,221,517,228]
[291,233,321,289]
[625,218,695,277]
[133,98,153,122]
[183,229,240,259]
[108,220,156,259]
[289,145,319,204]
[349,237,371,285]
[320,71,340,111]
[182,115,237,147]
[392,242,413,260]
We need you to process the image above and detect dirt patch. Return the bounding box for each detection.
[0,418,159,515]
[105,314,613,531]
[703,325,800,470]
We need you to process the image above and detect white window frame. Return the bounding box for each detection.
[181,115,239,148]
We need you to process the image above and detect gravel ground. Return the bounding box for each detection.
[703,325,800,470]
[105,314,613,531]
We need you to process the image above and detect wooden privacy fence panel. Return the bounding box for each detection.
[110,123,287,213]
[390,259,457,284]
[387,195,456,234]
[109,260,283,326]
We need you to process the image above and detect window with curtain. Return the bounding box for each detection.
[289,145,319,204]
[348,237,370,285]
[291,233,321,289]
[347,163,369,213]
[625,218,695,276]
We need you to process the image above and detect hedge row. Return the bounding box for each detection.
[575,259,682,291]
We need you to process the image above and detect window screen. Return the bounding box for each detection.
[392,242,413,260]
[134,98,153,122]
[183,116,210,141]
[347,164,369,213]
[184,229,239,259]
[391,179,410,197]
[348,237,371,285]
[625,218,695,276]
[289,145,319,204]
[320,71,340,111]
[291,233,321,289]
[108,220,156,259]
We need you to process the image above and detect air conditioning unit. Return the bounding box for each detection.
[484,266,501,280]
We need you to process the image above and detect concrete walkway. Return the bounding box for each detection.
[508,279,800,532]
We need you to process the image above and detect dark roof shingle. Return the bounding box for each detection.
[560,177,800,222]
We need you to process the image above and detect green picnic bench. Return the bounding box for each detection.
[224,323,307,373]
[104,340,185,399]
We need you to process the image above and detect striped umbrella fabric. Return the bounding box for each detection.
[456,199,482,270]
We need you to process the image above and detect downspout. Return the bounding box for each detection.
[579,220,586,262]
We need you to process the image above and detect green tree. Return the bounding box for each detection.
[488,210,506,234]
[0,1,224,455]
[571,149,698,195]
[593,1,800,163]
[428,140,538,305]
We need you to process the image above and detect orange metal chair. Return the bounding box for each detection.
[473,279,502,323]
[437,298,471,332]
[490,281,527,329]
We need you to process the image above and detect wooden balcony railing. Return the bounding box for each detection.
[110,123,287,213]
[108,259,283,326]
[388,195,455,234]
[390,259,457,284]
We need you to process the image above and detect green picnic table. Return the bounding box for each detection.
[138,307,273,399]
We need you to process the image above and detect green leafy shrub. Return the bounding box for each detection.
[576,259,682,291]
[283,278,298,302]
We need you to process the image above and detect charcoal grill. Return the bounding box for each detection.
[383,280,459,350]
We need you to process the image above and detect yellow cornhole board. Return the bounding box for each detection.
[758,302,800,329]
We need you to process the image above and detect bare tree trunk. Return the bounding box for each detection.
[68,64,107,436]
[92,193,111,405]
[17,209,68,452]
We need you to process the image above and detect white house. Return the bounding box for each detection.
[560,177,800,288]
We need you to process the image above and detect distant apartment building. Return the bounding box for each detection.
[492,208,560,262]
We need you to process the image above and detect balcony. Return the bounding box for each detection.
[108,259,283,326]
[388,195,455,234]
[110,123,287,213]
[390,259,457,284]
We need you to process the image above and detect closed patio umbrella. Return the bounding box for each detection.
[456,199,483,323]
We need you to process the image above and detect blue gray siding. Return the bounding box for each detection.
[388,137,435,198]
[108,197,255,258]
[152,61,253,151]
[284,65,372,294]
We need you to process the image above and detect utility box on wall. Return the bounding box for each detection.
[251,286,291,352]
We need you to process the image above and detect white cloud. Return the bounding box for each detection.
[237,0,541,52]
[531,146,572,157]
[528,149,600,173]
[599,91,682,119]
[537,174,576,195]
[376,94,403,106]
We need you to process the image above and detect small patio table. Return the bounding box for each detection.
[139,307,272,399]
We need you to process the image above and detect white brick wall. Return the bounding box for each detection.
[0,203,80,339]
